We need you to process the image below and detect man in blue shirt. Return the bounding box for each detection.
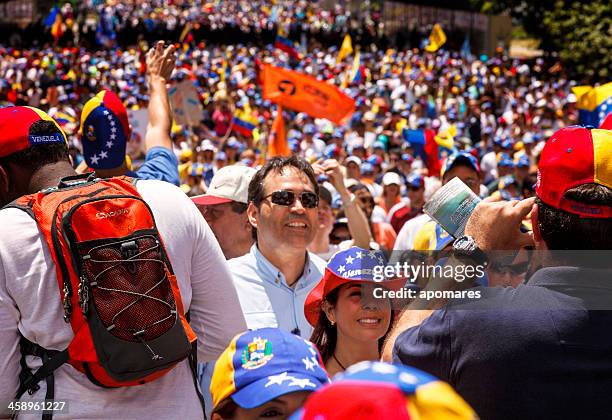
[229,156,326,339]
[78,41,180,186]
[385,127,612,420]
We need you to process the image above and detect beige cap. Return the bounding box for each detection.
[191,165,256,205]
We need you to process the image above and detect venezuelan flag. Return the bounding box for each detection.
[402,128,442,176]
[573,82,612,127]
[50,9,63,41]
[349,51,365,85]
[274,25,299,59]
[232,113,257,138]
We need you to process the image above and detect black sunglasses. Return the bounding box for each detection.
[263,190,319,208]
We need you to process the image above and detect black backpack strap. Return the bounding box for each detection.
[16,335,69,420]
[1,198,35,219]
[185,311,206,418]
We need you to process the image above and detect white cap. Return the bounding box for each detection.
[200,139,216,152]
[191,165,256,205]
[345,156,362,166]
[382,172,402,186]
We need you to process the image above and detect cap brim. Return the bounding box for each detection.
[304,270,406,327]
[191,195,233,205]
[231,372,324,409]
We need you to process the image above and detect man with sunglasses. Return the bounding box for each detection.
[228,156,326,339]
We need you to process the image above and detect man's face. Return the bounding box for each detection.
[198,201,251,259]
[248,167,318,251]
[407,185,425,208]
[443,165,480,195]
[346,162,360,179]
[317,199,334,234]
[354,188,374,219]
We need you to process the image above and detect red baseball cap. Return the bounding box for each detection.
[536,127,611,218]
[0,106,68,158]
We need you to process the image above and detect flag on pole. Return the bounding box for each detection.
[179,22,193,44]
[572,82,612,127]
[262,64,356,125]
[44,6,59,28]
[460,36,471,58]
[274,25,300,59]
[232,112,258,138]
[268,105,289,157]
[424,24,447,52]
[336,34,353,64]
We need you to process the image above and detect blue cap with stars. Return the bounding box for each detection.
[80,90,129,169]
[210,328,329,410]
[304,247,403,326]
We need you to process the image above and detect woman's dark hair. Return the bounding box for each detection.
[0,120,69,171]
[536,183,612,251]
[212,398,238,419]
[310,284,395,364]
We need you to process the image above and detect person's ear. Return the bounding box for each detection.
[321,301,336,325]
[247,202,259,231]
[531,202,546,249]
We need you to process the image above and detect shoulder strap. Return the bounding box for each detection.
[16,336,68,401]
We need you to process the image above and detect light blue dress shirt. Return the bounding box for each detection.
[228,243,326,339]
[198,244,326,417]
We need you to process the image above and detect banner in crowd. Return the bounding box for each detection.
[262,64,356,125]
[126,108,148,158]
[169,79,204,126]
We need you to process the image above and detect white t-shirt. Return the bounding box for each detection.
[0,180,247,419]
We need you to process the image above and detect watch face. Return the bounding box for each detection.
[454,236,475,252]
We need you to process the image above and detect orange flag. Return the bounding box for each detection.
[262,64,355,125]
[267,105,290,158]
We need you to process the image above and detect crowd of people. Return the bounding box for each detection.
[0,2,611,419]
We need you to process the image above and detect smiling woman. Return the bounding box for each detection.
[305,247,395,377]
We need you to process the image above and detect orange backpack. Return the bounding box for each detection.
[6,174,202,411]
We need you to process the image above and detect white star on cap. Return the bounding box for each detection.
[302,357,316,371]
[345,255,354,265]
[368,250,378,259]
[371,362,398,375]
[100,151,108,159]
[111,127,117,133]
[107,114,113,120]
[110,120,116,127]
[337,265,346,274]
[103,110,109,115]
[265,372,291,387]
[288,377,316,389]
[110,134,116,140]
[399,372,419,385]
[90,154,100,165]
[355,251,363,259]
[106,141,114,148]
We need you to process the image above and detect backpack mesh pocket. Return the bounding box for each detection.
[79,234,177,342]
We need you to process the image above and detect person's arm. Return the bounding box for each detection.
[185,193,247,361]
[323,159,374,249]
[0,253,20,413]
[144,41,176,151]
[382,197,536,362]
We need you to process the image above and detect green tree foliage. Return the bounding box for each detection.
[543,1,611,81]
[470,0,611,81]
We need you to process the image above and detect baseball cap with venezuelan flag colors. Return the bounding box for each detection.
[210,328,329,411]
[536,127,611,218]
[290,361,476,420]
[0,106,67,158]
[80,90,130,169]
